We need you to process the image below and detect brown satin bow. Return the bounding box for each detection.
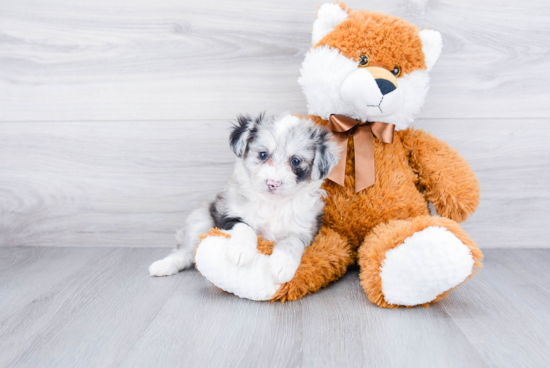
[327,114,395,192]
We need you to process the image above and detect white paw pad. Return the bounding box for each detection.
[380,226,474,306]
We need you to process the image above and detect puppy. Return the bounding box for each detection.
[149,113,339,283]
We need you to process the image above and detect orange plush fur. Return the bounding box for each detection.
[316,9,427,75]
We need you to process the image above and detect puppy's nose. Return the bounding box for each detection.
[267,180,282,190]
[375,79,396,95]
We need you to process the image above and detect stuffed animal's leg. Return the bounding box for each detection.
[270,226,354,302]
[358,215,483,308]
[149,204,213,276]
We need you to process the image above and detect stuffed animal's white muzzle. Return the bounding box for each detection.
[340,67,402,119]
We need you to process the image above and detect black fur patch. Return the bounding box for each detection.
[317,128,329,143]
[245,112,265,147]
[246,124,259,147]
[314,211,325,234]
[293,165,311,183]
[254,112,265,125]
[310,125,334,180]
[229,115,252,157]
[209,201,244,230]
[315,143,330,179]
[229,113,266,158]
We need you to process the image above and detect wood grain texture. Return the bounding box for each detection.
[0,120,234,248]
[0,247,115,318]
[1,118,548,248]
[0,247,549,368]
[442,249,550,368]
[419,119,550,248]
[1,0,550,121]
[0,0,549,248]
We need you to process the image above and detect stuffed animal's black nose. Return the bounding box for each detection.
[375,79,397,95]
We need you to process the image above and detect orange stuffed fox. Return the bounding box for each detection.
[195,2,483,308]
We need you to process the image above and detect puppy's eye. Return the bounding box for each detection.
[391,65,401,77]
[259,152,268,160]
[290,157,301,167]
[359,54,369,67]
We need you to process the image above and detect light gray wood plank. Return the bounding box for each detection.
[119,273,303,368]
[0,120,234,248]
[0,247,119,367]
[442,249,550,368]
[419,118,550,248]
[299,270,489,368]
[2,248,549,368]
[1,0,549,121]
[1,118,548,248]
[0,248,182,368]
[0,247,114,319]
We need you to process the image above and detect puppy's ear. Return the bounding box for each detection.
[229,115,253,158]
[311,127,340,181]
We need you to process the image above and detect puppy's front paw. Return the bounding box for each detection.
[149,259,179,277]
[226,237,258,266]
[268,251,300,284]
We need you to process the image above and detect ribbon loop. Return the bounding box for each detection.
[327,114,395,193]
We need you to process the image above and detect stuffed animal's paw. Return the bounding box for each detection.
[268,250,300,284]
[226,236,258,266]
[195,233,280,301]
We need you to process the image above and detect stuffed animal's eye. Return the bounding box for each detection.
[290,157,301,167]
[391,65,401,77]
[359,54,369,67]
[259,152,268,160]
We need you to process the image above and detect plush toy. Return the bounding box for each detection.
[195,2,483,308]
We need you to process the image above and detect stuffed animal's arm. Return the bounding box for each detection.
[400,128,479,223]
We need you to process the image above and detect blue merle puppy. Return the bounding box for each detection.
[149,113,339,283]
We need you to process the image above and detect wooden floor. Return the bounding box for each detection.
[0,248,548,368]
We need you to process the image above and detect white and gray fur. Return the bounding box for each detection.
[149,113,340,283]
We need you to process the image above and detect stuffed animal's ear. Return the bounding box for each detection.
[419,29,443,71]
[229,115,255,158]
[311,127,340,181]
[312,3,349,45]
